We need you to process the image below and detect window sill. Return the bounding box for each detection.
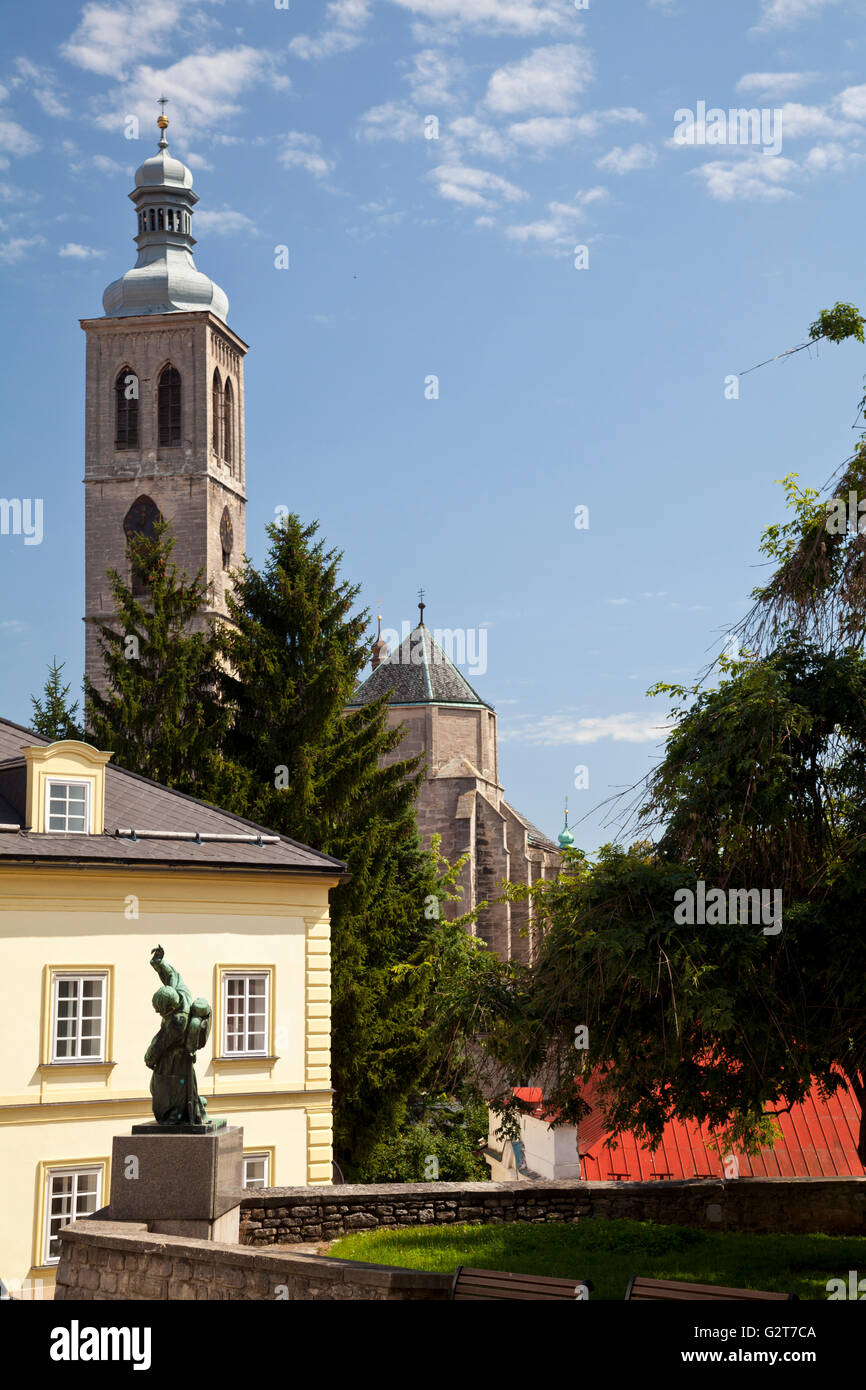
[212,1055,279,1064]
[39,1061,116,1072]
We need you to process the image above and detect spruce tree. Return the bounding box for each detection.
[217,515,447,1171]
[84,524,232,792]
[30,657,83,740]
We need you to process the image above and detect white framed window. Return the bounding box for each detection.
[45,779,91,834]
[242,1153,270,1189]
[223,972,269,1056]
[51,973,107,1062]
[43,1167,102,1264]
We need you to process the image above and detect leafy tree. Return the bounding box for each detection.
[480,304,866,1164]
[741,302,866,655]
[30,657,83,740]
[355,1094,490,1182]
[84,524,233,792]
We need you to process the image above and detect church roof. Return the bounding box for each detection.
[346,623,492,710]
[0,716,345,876]
[501,798,560,852]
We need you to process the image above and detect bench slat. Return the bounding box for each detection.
[627,1275,794,1302]
[452,1267,589,1301]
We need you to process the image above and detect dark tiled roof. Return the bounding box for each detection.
[501,799,560,853]
[0,717,345,875]
[346,624,492,709]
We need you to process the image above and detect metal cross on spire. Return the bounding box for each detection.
[417,587,426,625]
[158,95,169,115]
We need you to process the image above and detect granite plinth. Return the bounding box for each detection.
[109,1125,243,1227]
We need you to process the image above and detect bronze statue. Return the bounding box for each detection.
[145,945,212,1126]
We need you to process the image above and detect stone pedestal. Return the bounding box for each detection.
[109,1125,243,1241]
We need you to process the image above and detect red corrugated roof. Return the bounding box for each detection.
[514,1078,864,1180]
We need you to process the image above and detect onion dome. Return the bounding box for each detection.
[558,803,575,850]
[102,112,228,322]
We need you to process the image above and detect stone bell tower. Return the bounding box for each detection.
[81,110,247,694]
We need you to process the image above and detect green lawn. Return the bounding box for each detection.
[328,1218,866,1300]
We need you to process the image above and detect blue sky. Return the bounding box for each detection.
[2,0,866,852]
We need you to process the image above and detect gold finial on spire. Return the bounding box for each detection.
[157,95,169,132]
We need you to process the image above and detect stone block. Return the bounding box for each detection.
[167,1279,196,1301]
[109,1126,243,1226]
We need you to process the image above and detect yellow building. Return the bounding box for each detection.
[0,717,344,1298]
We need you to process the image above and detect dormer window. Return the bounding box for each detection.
[46,779,91,833]
[23,740,112,836]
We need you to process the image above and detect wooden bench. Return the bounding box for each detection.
[625,1275,797,1301]
[451,1267,591,1301]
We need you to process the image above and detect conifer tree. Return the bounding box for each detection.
[216,515,449,1170]
[84,524,232,792]
[30,657,83,740]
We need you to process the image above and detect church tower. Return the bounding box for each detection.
[81,112,248,693]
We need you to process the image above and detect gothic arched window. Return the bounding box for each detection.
[158,364,181,447]
[212,369,223,457]
[123,495,162,597]
[115,367,139,450]
[223,378,234,471]
[220,506,233,571]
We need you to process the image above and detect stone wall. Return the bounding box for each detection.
[240,1177,866,1245]
[55,1219,451,1302]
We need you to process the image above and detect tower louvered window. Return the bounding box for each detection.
[212,369,223,456]
[115,368,139,450]
[158,364,181,447]
[224,378,234,471]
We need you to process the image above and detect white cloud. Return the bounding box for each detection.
[507,107,645,154]
[183,150,213,170]
[775,101,856,140]
[356,101,422,142]
[403,48,463,105]
[485,43,594,115]
[290,0,372,60]
[448,116,511,158]
[389,0,574,37]
[692,155,799,202]
[0,235,44,263]
[737,71,819,99]
[837,84,866,121]
[505,186,606,244]
[500,711,672,746]
[69,153,128,176]
[596,142,656,174]
[97,47,285,136]
[59,242,105,258]
[803,142,857,172]
[193,208,256,235]
[752,0,841,30]
[428,163,527,210]
[61,0,186,78]
[0,119,41,156]
[13,58,69,119]
[277,131,334,178]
